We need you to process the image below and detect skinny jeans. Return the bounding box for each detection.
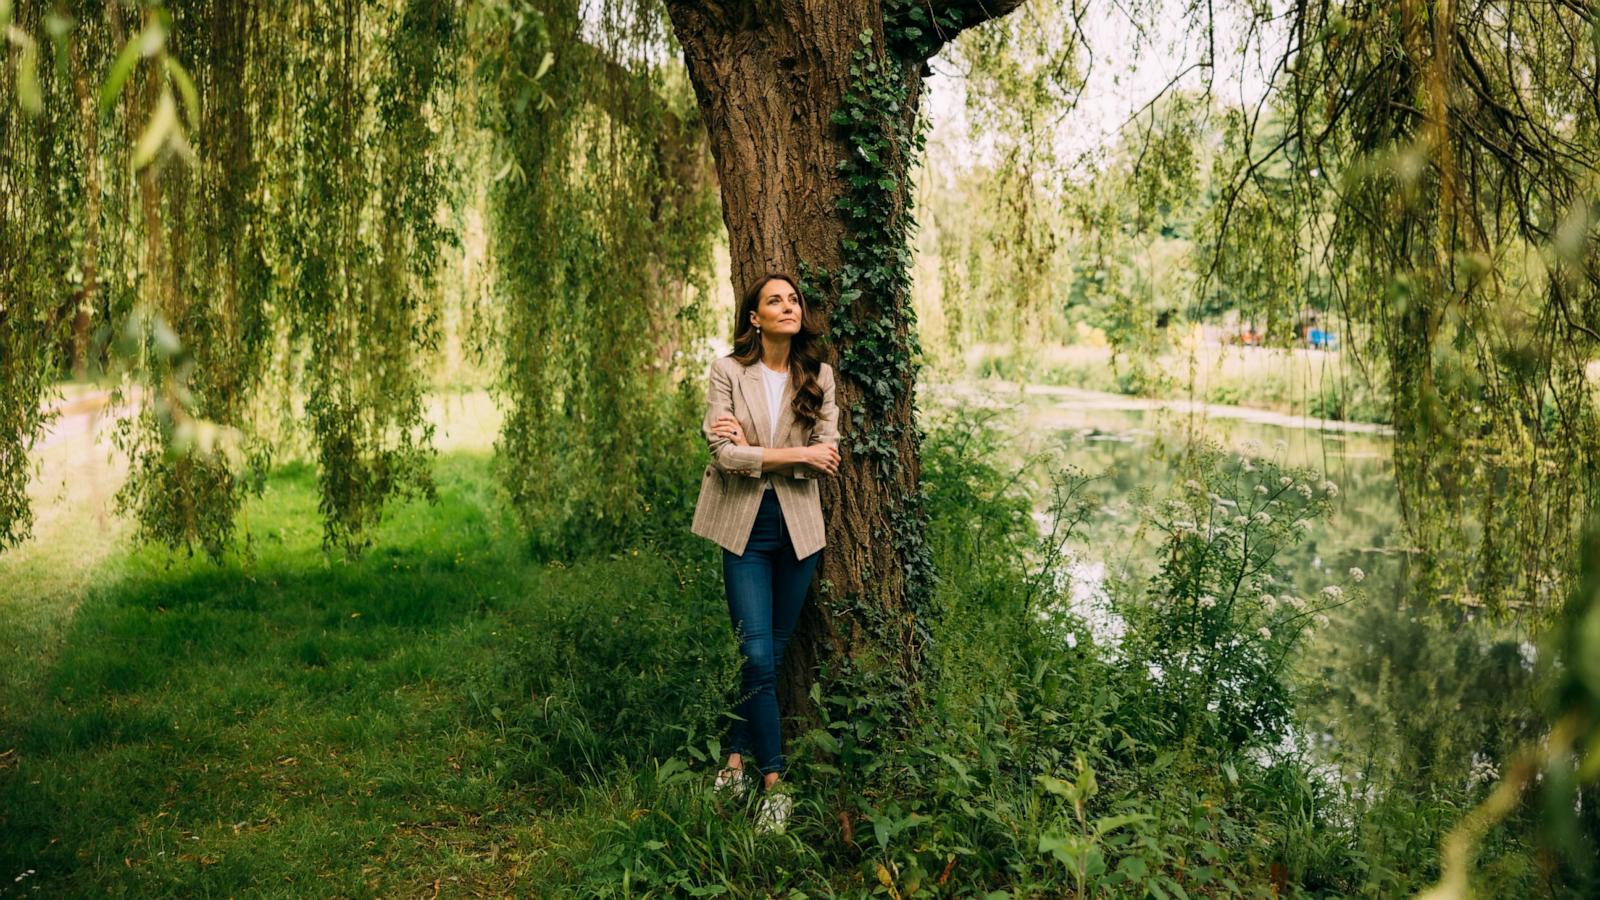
[722,488,821,776]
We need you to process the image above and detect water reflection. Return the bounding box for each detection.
[943,386,1544,797]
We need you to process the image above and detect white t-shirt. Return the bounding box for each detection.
[759,362,788,489]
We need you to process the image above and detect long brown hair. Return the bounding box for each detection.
[730,273,825,430]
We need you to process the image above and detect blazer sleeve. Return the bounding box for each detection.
[703,359,765,478]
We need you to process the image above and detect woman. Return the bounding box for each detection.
[690,273,841,834]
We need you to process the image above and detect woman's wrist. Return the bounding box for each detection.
[759,447,807,471]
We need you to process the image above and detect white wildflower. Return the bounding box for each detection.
[1255,483,1269,495]
[1284,594,1307,612]
[1273,439,1288,451]
[1233,514,1249,527]
[1257,626,1273,640]
[1198,595,1217,609]
[1241,458,1255,473]
[1260,594,1279,612]
[1348,566,1366,583]
[1279,476,1293,487]
[1321,585,1344,601]
[1251,511,1272,525]
[1295,519,1314,534]
[1184,479,1204,492]
[1173,520,1197,532]
[1468,753,1500,787]
[1321,480,1339,497]
[1314,614,1330,628]
[1297,483,1314,499]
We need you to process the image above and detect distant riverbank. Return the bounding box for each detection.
[942,342,1392,426]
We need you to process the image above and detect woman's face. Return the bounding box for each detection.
[750,279,802,338]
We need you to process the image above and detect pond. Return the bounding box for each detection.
[927,381,1546,802]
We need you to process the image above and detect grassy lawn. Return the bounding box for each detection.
[0,450,769,896]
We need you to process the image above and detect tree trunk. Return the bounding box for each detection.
[665,0,1024,736]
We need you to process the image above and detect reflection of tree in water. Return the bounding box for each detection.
[1300,598,1542,802]
[1022,404,1546,823]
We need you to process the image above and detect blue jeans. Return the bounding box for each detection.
[723,489,822,776]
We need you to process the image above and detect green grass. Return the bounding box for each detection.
[0,453,747,896]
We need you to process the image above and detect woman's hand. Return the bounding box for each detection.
[711,415,749,446]
[802,442,840,476]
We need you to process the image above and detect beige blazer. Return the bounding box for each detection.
[690,356,839,558]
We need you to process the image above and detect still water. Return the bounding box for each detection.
[931,382,1545,797]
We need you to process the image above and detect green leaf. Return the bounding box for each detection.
[132,88,179,169]
[1093,812,1153,835]
[14,31,41,115]
[534,50,554,80]
[0,0,11,28]
[164,56,200,133]
[137,17,167,56]
[1036,773,1074,799]
[43,10,70,38]
[655,755,690,785]
[150,312,182,358]
[100,35,144,116]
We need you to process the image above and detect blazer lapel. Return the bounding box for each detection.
[739,362,773,448]
[772,377,796,447]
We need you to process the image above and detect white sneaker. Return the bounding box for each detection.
[713,764,749,797]
[754,787,793,834]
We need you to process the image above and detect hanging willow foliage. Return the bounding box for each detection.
[2,0,717,562]
[0,1,74,551]
[933,1,1084,352]
[473,0,720,558]
[1,0,462,559]
[1235,0,1600,612]
[948,0,1599,614]
[273,0,460,556]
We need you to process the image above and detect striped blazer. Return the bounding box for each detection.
[690,355,839,559]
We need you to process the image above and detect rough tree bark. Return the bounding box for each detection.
[664,0,1026,733]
